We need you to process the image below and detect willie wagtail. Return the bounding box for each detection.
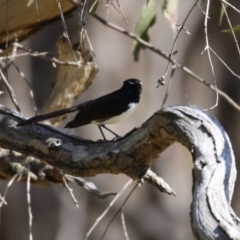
[18,79,142,140]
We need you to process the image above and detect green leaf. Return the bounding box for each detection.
[27,0,35,7]
[161,0,178,33]
[198,0,206,5]
[219,2,228,26]
[133,0,157,61]
[222,25,240,33]
[89,0,99,14]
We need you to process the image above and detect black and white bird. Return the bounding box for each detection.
[18,79,142,140]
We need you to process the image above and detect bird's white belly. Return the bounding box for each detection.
[92,103,138,125]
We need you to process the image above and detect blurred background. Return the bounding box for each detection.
[1,0,240,239]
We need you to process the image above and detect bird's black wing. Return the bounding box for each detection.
[65,92,130,128]
[18,88,129,128]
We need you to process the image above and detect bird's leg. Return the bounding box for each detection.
[101,125,120,138]
[98,125,106,140]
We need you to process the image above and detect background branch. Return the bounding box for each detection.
[91,13,240,113]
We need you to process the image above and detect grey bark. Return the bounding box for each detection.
[0,104,239,239]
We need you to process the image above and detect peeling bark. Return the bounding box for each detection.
[41,35,98,125]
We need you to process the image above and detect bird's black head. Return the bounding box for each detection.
[122,79,142,101]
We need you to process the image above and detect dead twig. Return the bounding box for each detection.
[99,180,139,240]
[27,165,33,240]
[159,0,197,87]
[202,0,219,110]
[84,179,133,240]
[221,3,240,58]
[61,173,79,208]
[0,67,21,112]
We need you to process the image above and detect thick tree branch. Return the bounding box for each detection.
[164,106,240,239]
[0,105,174,179]
[0,104,175,195]
[0,104,240,239]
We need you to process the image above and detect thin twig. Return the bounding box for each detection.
[27,165,33,240]
[35,0,40,22]
[9,43,38,114]
[202,0,219,110]
[115,0,128,24]
[0,50,50,60]
[78,0,90,49]
[121,209,129,240]
[84,179,133,240]
[2,1,20,111]
[181,65,240,111]
[210,47,240,80]
[104,0,120,12]
[161,66,176,108]
[0,66,21,112]
[220,0,240,14]
[0,173,20,208]
[12,62,38,114]
[221,3,240,58]
[5,0,9,49]
[0,194,7,205]
[56,0,81,68]
[78,27,85,49]
[61,173,79,208]
[91,13,171,60]
[92,13,240,112]
[65,175,116,198]
[79,0,89,26]
[104,0,128,24]
[85,30,95,55]
[0,45,81,67]
[159,0,198,86]
[0,171,24,224]
[4,0,9,80]
[99,180,139,240]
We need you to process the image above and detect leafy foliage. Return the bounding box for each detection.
[222,25,240,33]
[27,0,35,7]
[162,0,178,33]
[219,2,228,25]
[132,0,157,61]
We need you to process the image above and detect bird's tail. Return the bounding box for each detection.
[17,106,80,127]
